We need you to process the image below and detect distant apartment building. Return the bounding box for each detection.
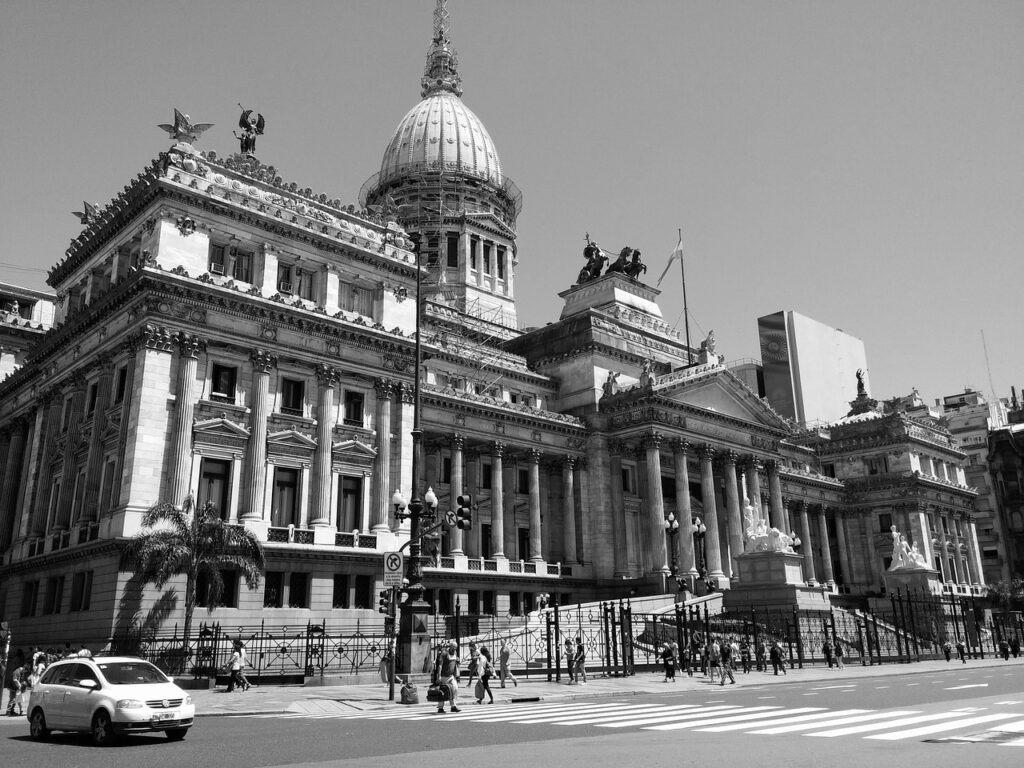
[0,282,55,380]
[988,392,1024,580]
[758,311,868,427]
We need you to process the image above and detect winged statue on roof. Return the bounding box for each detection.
[158,108,214,144]
[72,201,101,226]
[235,105,265,156]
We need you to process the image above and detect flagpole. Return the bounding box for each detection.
[678,228,692,365]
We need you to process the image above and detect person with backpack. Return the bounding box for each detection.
[474,647,495,704]
[433,642,461,714]
[719,638,737,685]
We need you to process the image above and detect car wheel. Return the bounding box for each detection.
[29,708,50,740]
[90,710,116,746]
[166,728,189,741]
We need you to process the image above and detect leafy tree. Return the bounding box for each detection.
[120,495,265,658]
[988,578,1024,614]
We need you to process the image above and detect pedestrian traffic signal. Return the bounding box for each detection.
[378,589,393,615]
[456,494,473,530]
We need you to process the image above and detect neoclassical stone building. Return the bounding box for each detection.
[0,2,985,647]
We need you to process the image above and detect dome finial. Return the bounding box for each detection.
[421,0,463,98]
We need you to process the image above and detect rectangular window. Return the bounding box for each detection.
[481,524,492,559]
[62,397,74,430]
[73,469,88,521]
[198,458,231,519]
[483,243,492,274]
[288,573,309,608]
[468,590,480,614]
[333,574,350,609]
[271,467,299,527]
[517,468,529,494]
[509,592,521,616]
[482,463,493,490]
[470,238,479,270]
[232,249,253,282]
[99,459,117,514]
[113,366,128,404]
[878,512,892,533]
[621,467,634,494]
[517,528,530,560]
[86,383,98,415]
[43,575,64,615]
[426,236,439,267]
[482,590,496,615]
[277,264,294,294]
[69,571,93,612]
[196,570,238,608]
[354,574,373,610]
[264,572,283,608]
[344,284,374,317]
[442,456,452,484]
[210,364,238,403]
[343,391,364,426]
[497,247,506,279]
[209,243,226,274]
[281,377,304,416]
[446,234,459,268]
[296,268,316,301]
[21,581,39,617]
[438,589,452,615]
[338,475,362,531]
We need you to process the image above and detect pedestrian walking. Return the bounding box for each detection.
[719,638,736,685]
[822,639,834,669]
[740,640,752,674]
[834,642,845,670]
[564,638,575,684]
[999,638,1010,661]
[475,647,495,704]
[942,640,952,662]
[956,639,967,664]
[236,641,252,690]
[660,643,676,682]
[224,641,247,692]
[5,651,26,716]
[1012,637,1021,659]
[433,642,461,714]
[465,642,480,689]
[707,639,721,683]
[573,637,588,684]
[498,641,517,688]
[755,639,767,672]
[770,641,787,675]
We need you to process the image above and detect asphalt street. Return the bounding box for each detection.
[2,663,1022,768]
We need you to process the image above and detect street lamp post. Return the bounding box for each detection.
[692,516,708,592]
[664,512,682,594]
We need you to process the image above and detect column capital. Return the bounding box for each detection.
[250,349,278,373]
[607,439,624,457]
[527,448,542,464]
[670,437,691,455]
[763,458,782,474]
[696,443,716,461]
[641,432,664,451]
[315,364,340,386]
[717,449,738,467]
[739,455,762,472]
[88,352,116,375]
[399,383,416,405]
[562,455,577,470]
[448,433,465,452]
[139,323,175,353]
[174,331,207,358]
[374,378,396,399]
[490,441,505,458]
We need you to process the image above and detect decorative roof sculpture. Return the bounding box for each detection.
[158,108,214,144]
[235,104,265,156]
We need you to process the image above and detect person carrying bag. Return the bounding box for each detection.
[430,643,461,714]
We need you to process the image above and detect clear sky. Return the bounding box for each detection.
[2,0,1022,408]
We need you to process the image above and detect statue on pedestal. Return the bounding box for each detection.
[577,234,608,284]
[623,249,647,280]
[606,247,632,275]
[888,525,928,570]
[601,370,620,398]
[235,104,266,156]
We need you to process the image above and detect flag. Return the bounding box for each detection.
[656,233,684,287]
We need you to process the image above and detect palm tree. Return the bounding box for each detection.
[120,495,266,662]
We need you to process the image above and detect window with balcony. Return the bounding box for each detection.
[69,571,93,612]
[210,363,238,403]
[338,475,362,531]
[198,458,231,519]
[271,467,299,527]
[343,390,364,426]
[481,525,492,559]
[280,377,305,416]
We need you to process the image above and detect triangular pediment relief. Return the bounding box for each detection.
[194,416,250,437]
[332,438,378,458]
[654,367,791,431]
[267,428,318,448]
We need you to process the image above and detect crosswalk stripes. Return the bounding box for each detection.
[239,701,1024,744]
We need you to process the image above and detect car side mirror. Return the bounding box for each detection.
[79,678,100,690]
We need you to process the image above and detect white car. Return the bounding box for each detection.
[27,656,195,745]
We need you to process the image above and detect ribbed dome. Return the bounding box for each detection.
[378,92,503,187]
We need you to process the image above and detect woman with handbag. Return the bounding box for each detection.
[475,647,495,704]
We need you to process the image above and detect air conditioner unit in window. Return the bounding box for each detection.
[278,281,293,293]
[210,263,225,275]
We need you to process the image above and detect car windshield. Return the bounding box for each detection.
[96,662,169,685]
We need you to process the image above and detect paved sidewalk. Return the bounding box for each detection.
[190,655,1023,718]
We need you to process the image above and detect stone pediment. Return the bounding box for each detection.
[194,416,250,438]
[653,365,791,431]
[267,428,318,449]
[332,438,377,458]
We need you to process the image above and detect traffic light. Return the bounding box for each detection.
[456,494,473,530]
[378,589,393,615]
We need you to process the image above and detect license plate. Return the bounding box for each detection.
[153,711,177,721]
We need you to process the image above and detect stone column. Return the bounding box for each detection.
[948,516,965,584]
[371,379,394,532]
[0,417,29,550]
[766,459,787,532]
[643,433,669,575]
[490,442,505,558]
[936,516,952,582]
[465,450,480,557]
[608,443,627,577]
[502,458,517,558]
[311,364,339,527]
[449,435,465,554]
[528,449,543,561]
[169,334,205,507]
[834,509,851,587]
[745,458,765,528]
[798,501,817,585]
[561,456,577,564]
[54,373,87,530]
[817,506,835,587]
[720,451,743,579]
[81,357,114,521]
[698,445,725,582]
[241,350,276,521]
[672,440,697,580]
[28,389,62,536]
[966,517,983,585]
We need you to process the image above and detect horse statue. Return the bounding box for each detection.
[623,249,647,280]
[606,247,632,275]
[577,239,608,284]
